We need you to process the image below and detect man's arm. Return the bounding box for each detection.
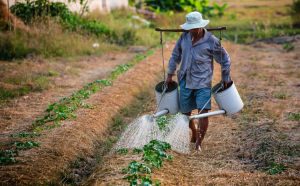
[211,39,232,87]
[166,35,183,85]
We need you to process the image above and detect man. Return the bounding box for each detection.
[165,11,232,151]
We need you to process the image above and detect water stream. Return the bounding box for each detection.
[112,114,190,154]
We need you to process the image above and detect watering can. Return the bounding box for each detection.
[153,81,244,120]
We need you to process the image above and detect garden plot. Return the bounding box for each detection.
[85,41,300,185]
[0,45,171,184]
[0,40,299,185]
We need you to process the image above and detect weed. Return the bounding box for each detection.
[287,112,300,121]
[48,70,59,76]
[274,91,287,100]
[117,149,129,154]
[283,43,294,52]
[264,162,285,175]
[0,86,30,100]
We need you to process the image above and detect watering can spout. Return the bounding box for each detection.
[153,109,169,118]
[188,110,226,120]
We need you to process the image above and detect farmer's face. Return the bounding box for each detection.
[189,28,203,34]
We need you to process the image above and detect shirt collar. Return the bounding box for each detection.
[188,29,211,46]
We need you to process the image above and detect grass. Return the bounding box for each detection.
[0,71,53,101]
[152,5,300,44]
[1,2,298,61]
[89,9,160,47]
[0,21,119,60]
[287,112,300,121]
[273,91,287,100]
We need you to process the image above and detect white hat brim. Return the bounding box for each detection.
[180,20,210,30]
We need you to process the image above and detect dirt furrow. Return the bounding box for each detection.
[0,51,138,135]
[0,44,172,184]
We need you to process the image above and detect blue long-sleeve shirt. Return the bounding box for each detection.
[168,29,231,89]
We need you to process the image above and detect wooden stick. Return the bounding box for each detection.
[155,26,227,32]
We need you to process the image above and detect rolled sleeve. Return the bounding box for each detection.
[212,40,231,82]
[168,35,182,75]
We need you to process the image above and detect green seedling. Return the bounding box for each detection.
[287,112,300,121]
[10,132,41,138]
[121,140,172,185]
[13,141,40,150]
[283,43,294,52]
[117,149,129,154]
[265,162,285,175]
[0,150,18,165]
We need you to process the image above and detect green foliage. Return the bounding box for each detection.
[0,34,37,60]
[110,64,134,80]
[274,92,287,99]
[283,43,295,52]
[212,3,227,17]
[33,79,112,128]
[0,150,18,165]
[133,148,143,154]
[10,0,136,45]
[0,140,40,165]
[145,0,226,17]
[0,86,30,100]
[265,162,285,175]
[142,140,172,167]
[291,0,300,26]
[13,141,41,150]
[287,112,300,121]
[118,149,129,154]
[10,132,41,138]
[10,0,71,24]
[156,115,171,130]
[0,48,156,166]
[121,140,172,185]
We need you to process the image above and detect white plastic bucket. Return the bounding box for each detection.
[212,81,244,115]
[154,81,180,115]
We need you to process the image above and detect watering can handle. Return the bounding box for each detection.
[154,85,168,114]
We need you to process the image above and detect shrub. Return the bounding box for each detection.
[10,0,71,24]
[0,34,36,60]
[145,0,226,17]
[10,0,137,45]
[291,0,300,27]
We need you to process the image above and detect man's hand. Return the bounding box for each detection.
[223,81,232,89]
[165,74,173,87]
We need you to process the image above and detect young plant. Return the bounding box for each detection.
[120,140,172,185]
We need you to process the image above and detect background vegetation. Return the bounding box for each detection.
[0,0,299,102]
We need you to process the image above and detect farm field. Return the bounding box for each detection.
[0,0,299,185]
[1,39,299,185]
[85,40,300,185]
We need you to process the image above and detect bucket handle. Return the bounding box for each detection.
[154,83,168,114]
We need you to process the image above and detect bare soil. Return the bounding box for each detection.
[85,41,300,185]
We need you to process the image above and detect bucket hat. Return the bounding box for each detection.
[180,12,209,30]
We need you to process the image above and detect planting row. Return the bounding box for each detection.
[0,48,155,165]
[118,140,173,185]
